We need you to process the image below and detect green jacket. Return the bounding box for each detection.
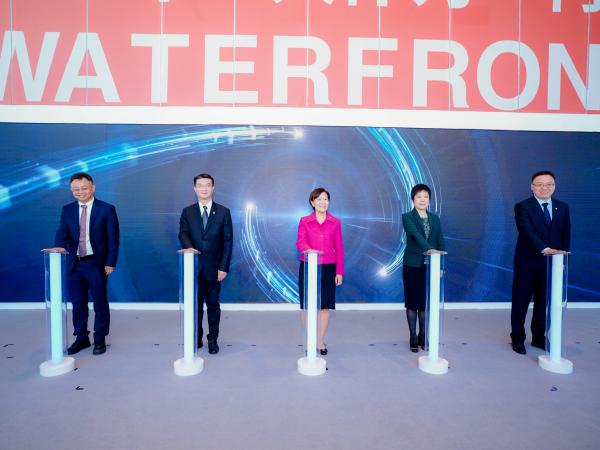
[402,208,445,268]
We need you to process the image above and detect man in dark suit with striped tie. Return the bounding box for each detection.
[511,171,571,355]
[51,172,120,356]
[179,174,233,354]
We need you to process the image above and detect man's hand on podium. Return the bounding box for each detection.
[41,247,67,254]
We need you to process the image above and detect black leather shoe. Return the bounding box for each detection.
[67,339,91,355]
[93,342,107,355]
[208,340,219,354]
[531,339,546,351]
[197,341,203,349]
[319,348,328,356]
[512,342,526,355]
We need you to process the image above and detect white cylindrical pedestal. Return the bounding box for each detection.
[297,356,327,376]
[40,357,76,377]
[40,250,75,377]
[298,250,326,376]
[419,252,449,375]
[539,253,572,374]
[418,355,448,375]
[174,357,204,376]
[174,250,203,376]
[538,355,573,374]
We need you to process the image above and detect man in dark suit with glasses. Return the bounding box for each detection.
[511,170,570,355]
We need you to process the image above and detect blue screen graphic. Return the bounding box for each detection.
[0,124,598,302]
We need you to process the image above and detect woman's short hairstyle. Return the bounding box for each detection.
[410,184,431,200]
[309,187,330,209]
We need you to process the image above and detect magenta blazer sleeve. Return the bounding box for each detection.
[296,217,310,253]
[334,218,345,275]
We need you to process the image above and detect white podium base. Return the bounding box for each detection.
[173,357,204,376]
[297,356,326,376]
[418,355,449,375]
[538,355,573,374]
[40,357,75,377]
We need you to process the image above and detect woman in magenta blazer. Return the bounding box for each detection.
[296,187,344,355]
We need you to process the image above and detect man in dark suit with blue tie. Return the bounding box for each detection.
[52,173,120,355]
[179,174,233,354]
[511,171,570,355]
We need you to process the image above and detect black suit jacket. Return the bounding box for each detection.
[514,196,570,267]
[54,198,120,273]
[178,202,233,280]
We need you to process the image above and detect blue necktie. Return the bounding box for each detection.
[542,202,551,225]
[202,205,208,229]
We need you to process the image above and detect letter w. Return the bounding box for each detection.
[0,31,59,101]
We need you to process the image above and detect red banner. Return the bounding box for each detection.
[0,0,598,113]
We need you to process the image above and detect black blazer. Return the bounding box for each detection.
[178,202,233,280]
[401,208,445,268]
[514,196,571,266]
[54,198,120,273]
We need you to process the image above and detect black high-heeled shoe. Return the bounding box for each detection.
[319,348,328,355]
[409,334,418,353]
[418,333,425,350]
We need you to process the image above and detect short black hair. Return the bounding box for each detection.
[70,172,94,184]
[531,171,555,182]
[410,184,431,200]
[194,173,214,186]
[309,187,330,209]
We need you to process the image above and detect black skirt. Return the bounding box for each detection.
[403,265,427,311]
[298,262,336,310]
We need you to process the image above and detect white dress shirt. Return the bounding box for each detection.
[534,195,553,221]
[198,200,213,217]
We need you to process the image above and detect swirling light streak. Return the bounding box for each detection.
[358,127,439,277]
[243,126,439,301]
[0,126,299,210]
[240,202,299,303]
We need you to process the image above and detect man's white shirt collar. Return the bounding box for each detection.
[79,197,95,208]
[198,200,213,215]
[534,195,552,208]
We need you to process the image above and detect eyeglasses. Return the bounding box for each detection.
[71,187,91,193]
[532,183,555,188]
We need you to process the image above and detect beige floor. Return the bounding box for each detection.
[1,309,599,450]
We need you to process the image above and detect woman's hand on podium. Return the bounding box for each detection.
[41,247,67,254]
[177,248,200,254]
[425,249,445,255]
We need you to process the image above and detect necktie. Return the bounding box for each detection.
[78,204,87,256]
[202,205,208,229]
[542,202,551,225]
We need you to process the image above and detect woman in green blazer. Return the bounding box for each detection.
[401,184,445,352]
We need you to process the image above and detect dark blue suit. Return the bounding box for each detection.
[179,202,233,342]
[54,198,120,343]
[511,196,570,344]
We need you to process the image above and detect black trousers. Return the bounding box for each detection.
[68,258,110,344]
[197,271,221,342]
[511,260,547,344]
